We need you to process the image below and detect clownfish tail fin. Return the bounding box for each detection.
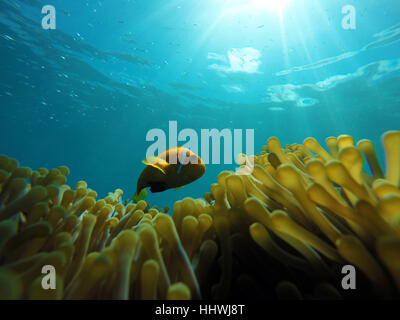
[132,188,148,203]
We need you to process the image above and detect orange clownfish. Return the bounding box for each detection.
[132,147,205,201]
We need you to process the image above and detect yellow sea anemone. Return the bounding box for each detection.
[0,130,399,300]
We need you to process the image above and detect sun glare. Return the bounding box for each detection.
[251,0,288,12]
[224,0,289,16]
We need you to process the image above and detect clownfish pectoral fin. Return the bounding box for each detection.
[174,186,184,190]
[142,157,167,175]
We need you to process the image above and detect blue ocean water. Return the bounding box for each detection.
[0,0,399,209]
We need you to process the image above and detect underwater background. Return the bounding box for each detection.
[1,0,400,302]
[0,0,399,209]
